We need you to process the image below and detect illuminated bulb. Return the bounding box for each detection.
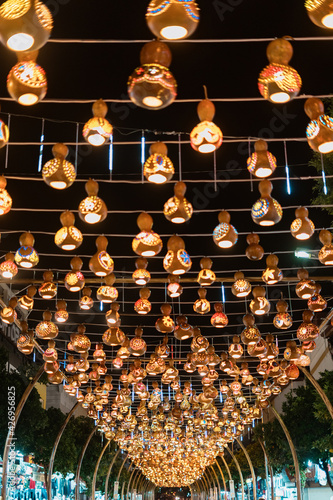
[163,235,192,275]
[190,96,222,153]
[7,50,47,105]
[146,0,200,40]
[132,257,150,286]
[164,181,193,223]
[0,253,18,279]
[89,236,114,277]
[144,142,174,184]
[54,300,69,323]
[231,272,251,297]
[54,211,83,251]
[42,143,76,190]
[79,287,94,310]
[132,212,163,257]
[305,0,333,28]
[14,232,39,268]
[290,206,315,240]
[305,98,333,154]
[252,180,282,226]
[83,99,112,146]
[262,254,283,285]
[247,140,277,178]
[64,257,85,292]
[213,210,238,248]
[78,179,107,224]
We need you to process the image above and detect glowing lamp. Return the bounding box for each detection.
[0,118,10,149]
[83,99,112,146]
[78,179,107,224]
[164,181,193,223]
[305,0,333,28]
[297,310,319,341]
[54,300,69,323]
[247,140,277,178]
[144,142,174,184]
[246,233,264,260]
[35,310,58,340]
[190,97,223,153]
[290,206,315,240]
[252,180,282,226]
[38,271,57,299]
[79,287,94,310]
[0,175,12,214]
[273,299,293,329]
[132,257,150,285]
[228,337,243,359]
[250,286,271,316]
[1,297,18,324]
[14,232,39,268]
[146,0,200,40]
[89,236,114,277]
[241,314,261,345]
[210,302,228,328]
[132,212,163,257]
[42,143,76,190]
[193,288,210,314]
[296,269,317,299]
[258,38,302,103]
[0,252,18,279]
[305,98,333,153]
[262,254,283,285]
[128,40,177,110]
[318,229,333,265]
[18,285,36,311]
[0,0,53,51]
[163,235,192,275]
[167,274,183,297]
[129,327,147,357]
[213,210,238,248]
[134,287,152,315]
[7,50,47,105]
[197,257,216,286]
[64,257,85,292]
[55,211,83,251]
[231,272,251,297]
[307,283,327,312]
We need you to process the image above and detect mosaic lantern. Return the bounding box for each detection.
[18,285,36,311]
[297,310,319,341]
[54,211,83,251]
[290,207,315,240]
[105,303,121,326]
[102,327,125,347]
[305,98,333,154]
[262,254,283,285]
[167,274,183,297]
[14,232,39,268]
[245,233,264,260]
[197,257,216,286]
[307,283,327,312]
[134,287,152,315]
[210,302,228,328]
[305,0,333,28]
[0,253,18,279]
[71,324,91,353]
[7,50,47,105]
[79,287,94,310]
[284,341,301,362]
[247,140,277,178]
[54,300,69,323]
[231,272,251,297]
[35,310,58,340]
[155,303,175,333]
[42,143,76,190]
[97,274,118,303]
[89,235,114,277]
[190,97,223,153]
[250,286,271,315]
[295,269,317,299]
[191,327,209,353]
[144,142,174,184]
[132,212,163,257]
[318,229,333,265]
[146,0,199,40]
[163,235,192,275]
[273,299,293,329]
[129,327,147,357]
[38,271,57,299]
[132,257,150,286]
[228,336,243,359]
[0,175,11,213]
[65,257,85,292]
[78,179,107,224]
[252,180,282,226]
[213,210,238,248]
[174,315,194,340]
[83,99,112,146]
[164,181,193,223]
[193,288,211,314]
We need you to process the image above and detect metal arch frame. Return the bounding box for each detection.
[91,438,112,499]
[201,472,209,499]
[104,447,121,500]
[75,426,96,500]
[121,461,134,500]
[127,468,139,500]
[219,454,232,484]
[1,365,44,500]
[225,447,245,500]
[236,438,257,500]
[258,438,275,500]
[213,458,227,496]
[116,452,129,498]
[47,401,80,499]
[270,406,302,500]
[209,463,222,498]
[205,467,216,497]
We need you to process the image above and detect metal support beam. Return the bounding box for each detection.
[210,464,222,499]
[127,468,139,500]
[236,438,257,500]
[75,427,96,500]
[104,448,121,500]
[91,438,112,499]
[258,439,275,500]
[213,459,227,496]
[121,462,134,500]
[225,447,245,500]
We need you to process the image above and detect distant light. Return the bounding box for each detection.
[295,250,311,259]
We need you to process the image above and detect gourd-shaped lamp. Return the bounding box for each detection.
[128,40,177,110]
[146,0,200,40]
[0,175,11,214]
[193,288,210,314]
[210,302,228,328]
[14,232,39,268]
[132,212,163,257]
[64,257,85,292]
[129,327,147,357]
[258,38,302,103]
[1,297,17,324]
[134,287,152,315]
[0,253,18,279]
[319,230,333,265]
[54,211,83,251]
[308,283,327,312]
[252,180,282,226]
[42,143,76,190]
[190,95,223,153]
[262,254,283,285]
[0,0,53,51]
[197,257,216,286]
[155,303,175,333]
[79,287,94,310]
[7,50,47,105]
[83,99,113,146]
[174,315,193,340]
[105,303,121,327]
[273,298,293,329]
[246,233,264,260]
[290,206,315,240]
[54,300,69,323]
[132,257,150,286]
[18,285,36,311]
[164,181,193,223]
[38,271,56,299]
[305,0,333,28]
[144,142,174,184]
[35,310,58,340]
[78,179,107,224]
[295,269,316,299]
[250,286,271,315]
[247,140,277,178]
[297,310,319,341]
[231,272,251,297]
[89,236,114,277]
[241,314,261,345]
[305,98,333,153]
[0,114,9,149]
[228,336,243,359]
[97,274,118,303]
[213,210,238,248]
[167,274,183,297]
[163,235,192,275]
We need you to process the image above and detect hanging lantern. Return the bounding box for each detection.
[197,257,216,286]
[146,0,199,40]
[228,337,243,359]
[97,274,118,303]
[155,304,175,333]
[0,253,18,279]
[144,142,174,184]
[38,271,57,299]
[18,285,36,311]
[103,326,125,347]
[167,274,183,297]
[241,314,261,345]
[17,322,34,354]
[174,315,193,340]
[210,302,228,328]
[7,50,47,105]
[129,327,147,357]
[0,175,11,214]
[307,283,327,312]
[231,272,251,297]
[54,211,82,251]
[273,298,293,329]
[105,303,121,327]
[246,233,264,260]
[247,140,277,178]
[213,210,238,248]
[134,287,152,315]
[64,257,85,292]
[79,287,94,310]
[193,288,210,314]
[0,118,10,149]
[252,180,282,226]
[89,236,114,277]
[42,143,76,190]
[258,38,302,103]
[132,212,163,257]
[290,206,315,240]
[295,269,317,299]
[71,324,91,353]
[83,99,112,146]
[190,95,223,153]
[163,235,192,275]
[78,179,107,224]
[0,0,53,51]
[132,257,150,286]
[305,98,333,154]
[318,229,333,265]
[128,40,177,110]
[54,300,69,323]
[14,232,39,268]
[305,0,333,28]
[1,297,17,324]
[35,310,58,340]
[262,254,283,285]
[250,286,271,315]
[164,181,193,223]
[297,310,319,341]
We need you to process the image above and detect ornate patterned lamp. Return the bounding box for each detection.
[193,288,210,314]
[252,180,282,226]
[0,0,53,51]
[318,229,333,265]
[78,179,107,224]
[89,236,114,277]
[167,274,183,297]
[0,175,11,214]
[55,211,83,251]
[163,235,192,274]
[305,98,333,153]
[213,210,238,248]
[129,327,147,357]
[190,95,223,153]
[231,272,251,297]
[228,336,243,359]
[210,302,228,328]
[305,0,333,28]
[273,298,293,329]
[197,257,216,286]
[42,143,76,190]
[290,206,315,240]
[132,212,163,257]
[241,314,261,345]
[35,310,58,340]
[262,254,283,285]
[18,285,36,311]
[164,181,193,223]
[0,253,18,278]
[7,50,47,105]
[132,257,150,285]
[54,300,69,323]
[79,287,94,310]
[144,142,174,184]
[38,271,57,299]
[155,304,175,333]
[297,310,319,341]
[307,283,327,312]
[64,257,85,292]
[247,140,277,178]
[97,274,118,303]
[14,232,39,268]
[174,315,193,340]
[83,99,112,146]
[246,233,264,260]
[146,0,200,40]
[258,38,302,103]
[105,303,121,327]
[134,287,152,315]
[250,286,271,315]
[295,269,317,299]
[71,324,91,353]
[0,118,10,149]
[1,297,17,324]
[128,40,177,110]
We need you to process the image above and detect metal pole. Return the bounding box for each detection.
[210,464,222,499]
[105,448,121,500]
[1,365,44,500]
[214,459,227,496]
[220,455,232,483]
[236,438,257,500]
[91,438,112,499]
[225,447,245,500]
[271,406,302,500]
[258,438,274,500]
[121,462,134,500]
[299,366,333,419]
[75,427,96,500]
[48,402,79,500]
[127,468,139,500]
